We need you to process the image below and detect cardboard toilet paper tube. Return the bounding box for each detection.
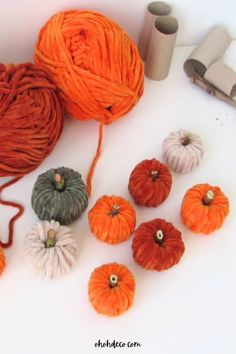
[139,1,171,60]
[183,26,236,108]
[184,26,231,78]
[145,16,178,80]
[204,60,236,99]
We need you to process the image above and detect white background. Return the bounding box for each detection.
[0,0,236,62]
[0,1,236,354]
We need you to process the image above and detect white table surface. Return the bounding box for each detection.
[0,43,236,354]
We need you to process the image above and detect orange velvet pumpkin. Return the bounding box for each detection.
[88,263,135,316]
[181,183,229,234]
[88,195,136,244]
[132,218,185,271]
[128,159,172,207]
[0,246,6,275]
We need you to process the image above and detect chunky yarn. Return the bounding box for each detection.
[88,263,135,316]
[23,220,78,279]
[132,218,185,271]
[0,246,6,275]
[88,195,136,244]
[181,183,229,234]
[162,129,204,173]
[35,10,144,195]
[0,63,63,248]
[128,159,172,207]
[32,167,88,225]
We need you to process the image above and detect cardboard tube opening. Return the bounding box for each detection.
[186,59,207,77]
[184,26,231,78]
[155,16,179,35]
[231,84,236,99]
[139,1,172,60]
[148,1,171,16]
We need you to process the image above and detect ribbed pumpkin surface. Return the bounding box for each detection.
[88,263,135,316]
[32,167,88,225]
[128,159,172,207]
[132,218,185,271]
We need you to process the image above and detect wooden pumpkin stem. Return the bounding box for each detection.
[46,229,57,248]
[109,204,120,216]
[182,135,191,146]
[155,229,164,244]
[109,274,118,288]
[55,173,65,191]
[203,190,215,205]
[151,170,159,180]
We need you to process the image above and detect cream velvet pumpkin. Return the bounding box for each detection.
[23,220,78,279]
[162,129,204,173]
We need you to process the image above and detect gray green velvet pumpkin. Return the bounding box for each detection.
[31,167,88,225]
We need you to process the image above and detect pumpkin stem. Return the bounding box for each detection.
[46,229,57,248]
[109,204,120,217]
[155,229,164,245]
[182,135,191,146]
[109,274,118,288]
[203,190,215,205]
[151,170,159,181]
[55,173,65,191]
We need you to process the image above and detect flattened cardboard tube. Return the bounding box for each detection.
[139,2,171,60]
[204,60,236,99]
[145,16,178,80]
[184,26,231,78]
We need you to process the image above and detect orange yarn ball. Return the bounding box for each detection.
[181,183,229,234]
[35,10,144,195]
[35,10,144,124]
[88,195,136,244]
[0,246,6,275]
[88,263,135,316]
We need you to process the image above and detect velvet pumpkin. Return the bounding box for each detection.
[128,159,172,207]
[88,195,136,244]
[181,183,229,234]
[88,263,135,316]
[0,246,6,275]
[23,220,78,279]
[132,218,185,271]
[162,128,204,173]
[32,166,88,225]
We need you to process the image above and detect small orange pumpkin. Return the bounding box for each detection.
[132,218,185,271]
[181,183,229,234]
[88,263,135,316]
[88,195,136,244]
[128,159,172,207]
[0,246,6,275]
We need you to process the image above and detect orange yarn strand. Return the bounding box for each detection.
[0,177,24,248]
[0,245,6,275]
[86,123,104,196]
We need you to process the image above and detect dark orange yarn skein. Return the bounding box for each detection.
[35,10,144,195]
[0,63,63,248]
